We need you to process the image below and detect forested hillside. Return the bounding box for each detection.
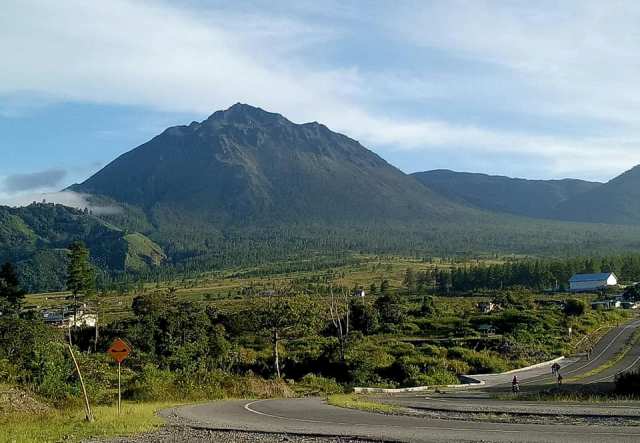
[554,165,640,225]
[0,203,165,291]
[412,169,600,218]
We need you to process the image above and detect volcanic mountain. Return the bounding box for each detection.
[72,103,462,226]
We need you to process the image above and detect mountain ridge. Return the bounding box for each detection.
[412,169,602,219]
[554,165,640,225]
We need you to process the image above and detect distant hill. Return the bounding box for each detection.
[412,169,601,219]
[72,103,460,226]
[554,165,640,225]
[0,203,165,291]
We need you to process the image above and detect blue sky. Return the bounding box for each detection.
[2,0,640,205]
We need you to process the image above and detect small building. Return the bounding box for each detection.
[590,299,621,310]
[621,301,640,310]
[477,301,496,314]
[569,273,618,292]
[42,306,96,328]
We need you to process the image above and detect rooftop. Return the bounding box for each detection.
[569,272,616,283]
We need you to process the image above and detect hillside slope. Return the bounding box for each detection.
[0,203,165,291]
[554,165,640,225]
[412,169,601,219]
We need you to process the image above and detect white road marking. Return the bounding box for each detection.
[241,399,640,438]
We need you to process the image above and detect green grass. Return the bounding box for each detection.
[568,327,640,383]
[327,394,403,414]
[0,402,176,443]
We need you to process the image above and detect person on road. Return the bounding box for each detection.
[587,347,593,360]
[551,362,560,375]
[512,375,520,394]
[557,372,563,386]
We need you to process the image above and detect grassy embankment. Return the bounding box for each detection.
[0,402,172,443]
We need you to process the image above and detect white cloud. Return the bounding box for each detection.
[1,0,640,181]
[397,1,640,126]
[0,189,121,214]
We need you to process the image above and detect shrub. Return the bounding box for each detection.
[295,374,343,396]
[564,299,586,317]
[615,370,640,395]
[127,364,178,401]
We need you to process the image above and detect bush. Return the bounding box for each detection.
[126,364,178,401]
[29,341,75,403]
[448,347,509,374]
[615,370,640,395]
[564,299,586,317]
[295,374,343,396]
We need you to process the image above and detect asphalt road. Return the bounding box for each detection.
[168,397,640,442]
[168,318,640,442]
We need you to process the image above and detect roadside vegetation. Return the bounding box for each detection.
[0,402,172,443]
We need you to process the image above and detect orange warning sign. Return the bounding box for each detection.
[107,338,131,364]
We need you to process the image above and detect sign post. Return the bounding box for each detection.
[107,338,131,415]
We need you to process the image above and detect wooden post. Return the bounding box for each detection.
[118,361,122,415]
[68,344,94,422]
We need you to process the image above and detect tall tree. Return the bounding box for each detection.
[403,268,416,293]
[66,242,95,339]
[0,262,26,316]
[327,287,350,362]
[251,293,321,378]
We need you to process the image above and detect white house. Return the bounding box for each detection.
[569,272,618,292]
[477,301,496,314]
[42,306,97,328]
[352,289,366,298]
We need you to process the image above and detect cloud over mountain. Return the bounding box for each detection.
[3,168,67,192]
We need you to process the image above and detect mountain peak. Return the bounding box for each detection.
[205,103,288,126]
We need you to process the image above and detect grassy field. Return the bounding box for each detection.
[0,402,174,443]
[24,254,471,322]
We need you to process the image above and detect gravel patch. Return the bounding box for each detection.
[87,425,382,443]
[0,387,51,415]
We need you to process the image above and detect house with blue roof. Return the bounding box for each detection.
[569,272,618,292]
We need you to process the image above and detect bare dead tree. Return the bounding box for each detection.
[328,286,350,362]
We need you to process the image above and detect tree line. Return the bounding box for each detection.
[427,255,640,294]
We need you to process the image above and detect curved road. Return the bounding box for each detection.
[169,318,640,442]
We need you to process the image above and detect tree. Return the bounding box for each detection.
[403,268,416,293]
[66,242,95,341]
[350,299,379,334]
[0,262,26,316]
[624,285,640,302]
[327,287,350,362]
[375,293,406,324]
[564,298,586,317]
[420,295,436,316]
[250,293,322,378]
